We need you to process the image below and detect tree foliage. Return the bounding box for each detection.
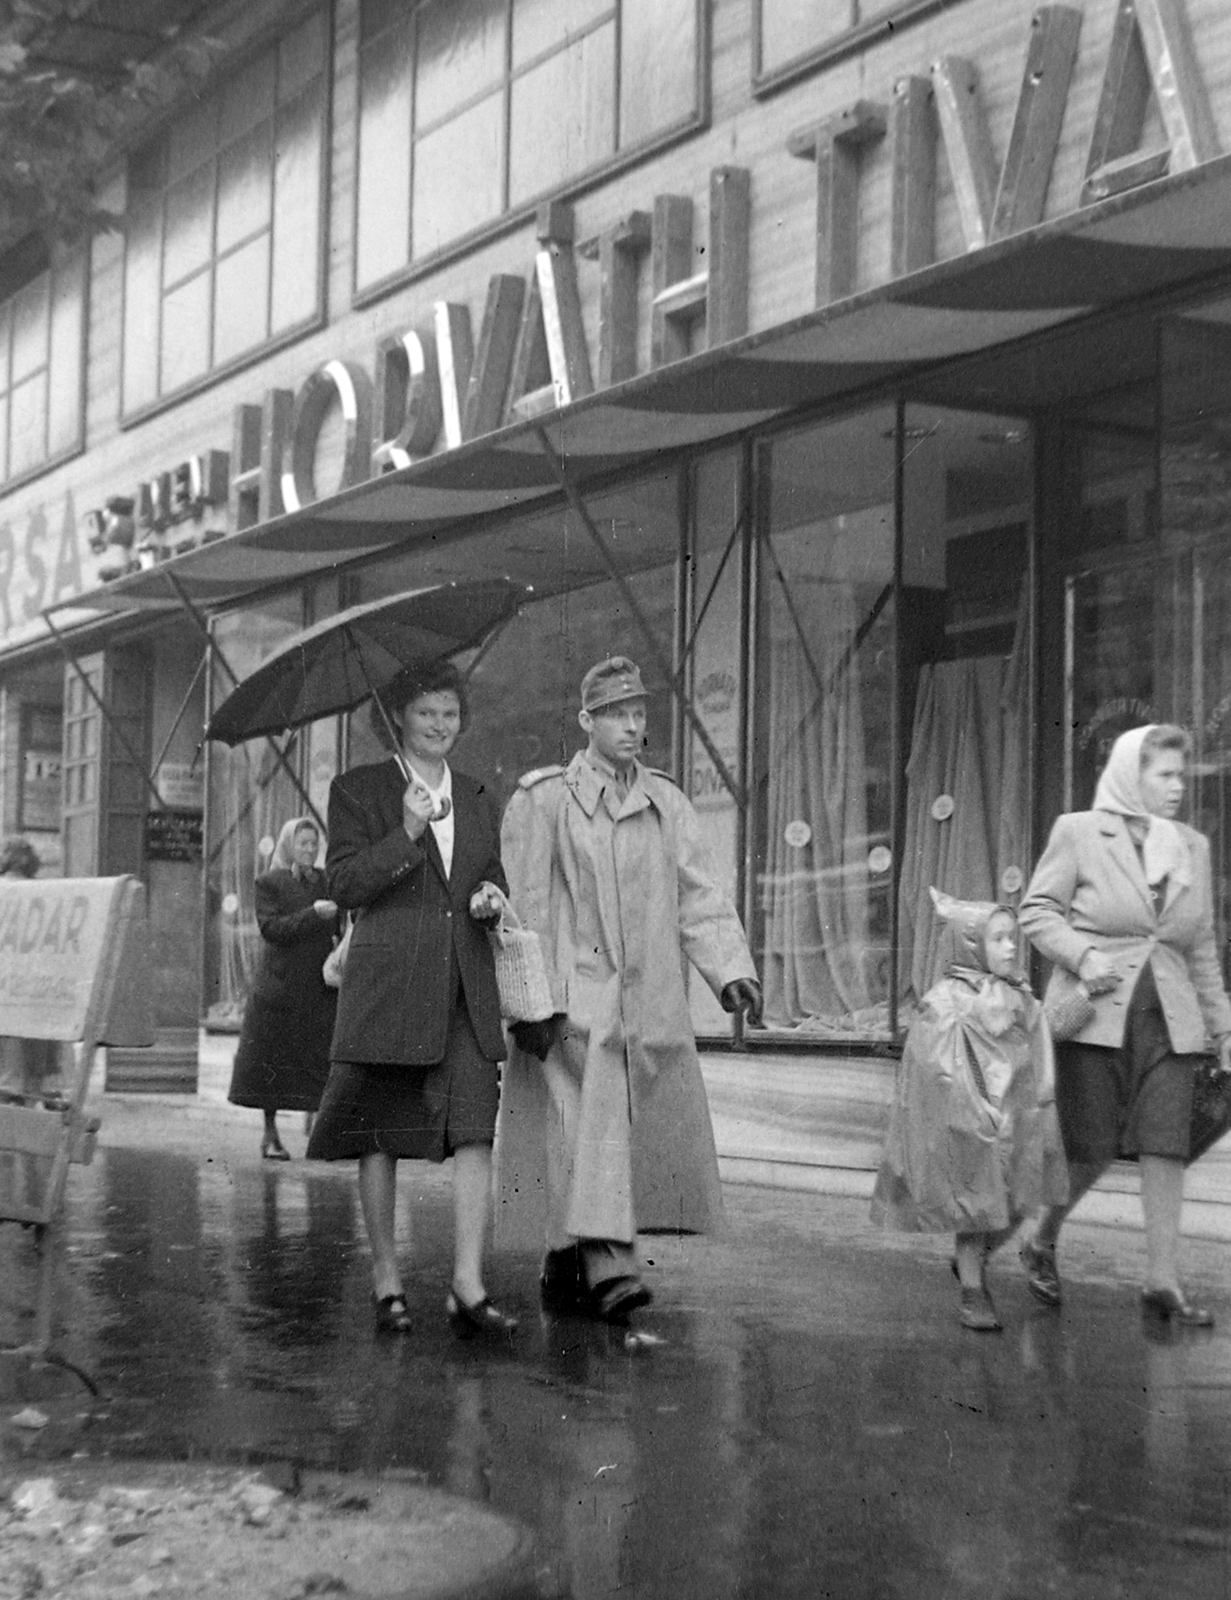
[0,26,221,255]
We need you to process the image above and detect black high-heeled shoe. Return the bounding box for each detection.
[1140,1287,1214,1327]
[373,1292,413,1334]
[446,1291,518,1339]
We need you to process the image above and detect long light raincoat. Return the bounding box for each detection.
[872,897,1069,1234]
[494,751,757,1251]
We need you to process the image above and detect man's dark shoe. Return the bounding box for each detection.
[594,1276,653,1324]
[540,1245,589,1311]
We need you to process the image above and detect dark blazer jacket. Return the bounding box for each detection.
[325,757,508,1067]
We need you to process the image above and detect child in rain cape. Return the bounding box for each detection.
[871,890,1069,1332]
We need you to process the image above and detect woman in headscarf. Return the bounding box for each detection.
[1018,725,1231,1325]
[872,890,1067,1331]
[228,816,340,1158]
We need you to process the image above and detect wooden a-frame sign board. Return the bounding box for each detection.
[0,875,153,1358]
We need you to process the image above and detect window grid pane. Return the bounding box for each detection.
[0,258,85,486]
[357,0,703,289]
[122,10,325,412]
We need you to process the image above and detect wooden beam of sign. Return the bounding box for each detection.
[580,211,652,387]
[931,55,998,251]
[464,274,524,439]
[1083,0,1218,206]
[651,194,695,367]
[990,6,1081,240]
[788,100,887,306]
[706,166,751,346]
[537,243,594,407]
[889,75,937,276]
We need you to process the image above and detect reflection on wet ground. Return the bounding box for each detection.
[13,1145,1231,1598]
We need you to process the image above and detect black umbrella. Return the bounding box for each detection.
[207,578,527,747]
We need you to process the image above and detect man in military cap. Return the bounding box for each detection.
[496,656,762,1322]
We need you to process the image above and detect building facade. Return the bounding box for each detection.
[4,0,1231,1172]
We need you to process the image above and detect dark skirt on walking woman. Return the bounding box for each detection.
[1055,963,1200,1165]
[307,963,498,1162]
[228,865,339,1114]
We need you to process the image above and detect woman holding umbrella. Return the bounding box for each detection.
[306,659,516,1339]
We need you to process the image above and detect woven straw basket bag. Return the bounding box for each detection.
[489,897,555,1023]
[1044,981,1095,1043]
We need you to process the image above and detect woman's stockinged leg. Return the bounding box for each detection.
[1034,1160,1107,1248]
[1140,1154,1185,1294]
[954,1233,989,1290]
[451,1142,493,1306]
[358,1151,404,1300]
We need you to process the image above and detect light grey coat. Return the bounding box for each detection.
[1019,809,1231,1054]
[494,752,757,1250]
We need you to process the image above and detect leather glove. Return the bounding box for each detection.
[721,977,764,1027]
[510,1015,562,1061]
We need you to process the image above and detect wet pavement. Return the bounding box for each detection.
[4,1105,1231,1599]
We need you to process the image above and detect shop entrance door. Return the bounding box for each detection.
[1066,538,1231,955]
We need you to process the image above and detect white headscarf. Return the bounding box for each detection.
[1092,726,1190,887]
[269,816,322,877]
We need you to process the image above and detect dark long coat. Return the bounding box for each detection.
[325,758,508,1066]
[228,867,339,1112]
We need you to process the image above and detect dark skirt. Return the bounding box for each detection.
[1056,965,1199,1164]
[228,990,337,1113]
[306,998,499,1163]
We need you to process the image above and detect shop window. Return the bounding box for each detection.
[0,251,86,488]
[897,406,1033,1009]
[754,0,940,87]
[754,410,896,1041]
[685,449,745,1035]
[355,0,702,290]
[121,11,327,416]
[206,597,307,1030]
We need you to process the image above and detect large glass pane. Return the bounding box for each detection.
[509,25,615,206]
[163,164,216,286]
[0,393,8,482]
[160,272,211,393]
[8,371,47,479]
[758,0,852,76]
[0,301,10,393]
[214,234,270,366]
[167,97,217,180]
[122,200,161,413]
[415,0,506,130]
[11,276,48,382]
[216,121,272,254]
[898,406,1033,1008]
[756,409,895,1040]
[620,0,696,145]
[272,90,323,328]
[686,449,744,1036]
[412,93,503,258]
[47,256,84,456]
[512,0,609,65]
[206,598,306,1030]
[355,24,413,287]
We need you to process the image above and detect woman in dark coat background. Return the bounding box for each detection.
[306,660,515,1339]
[228,816,339,1159]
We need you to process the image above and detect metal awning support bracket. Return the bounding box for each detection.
[160,568,327,834]
[43,611,170,816]
[534,426,746,811]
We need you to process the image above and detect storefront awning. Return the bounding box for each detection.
[47,149,1231,625]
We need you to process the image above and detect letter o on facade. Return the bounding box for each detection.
[281,360,374,512]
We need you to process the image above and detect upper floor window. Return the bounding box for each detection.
[755,1,941,87]
[0,250,87,490]
[121,10,328,417]
[355,0,704,293]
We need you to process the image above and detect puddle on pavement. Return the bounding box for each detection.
[3,1145,1231,1599]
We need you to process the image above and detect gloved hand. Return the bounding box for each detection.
[510,1015,563,1061]
[721,977,764,1027]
